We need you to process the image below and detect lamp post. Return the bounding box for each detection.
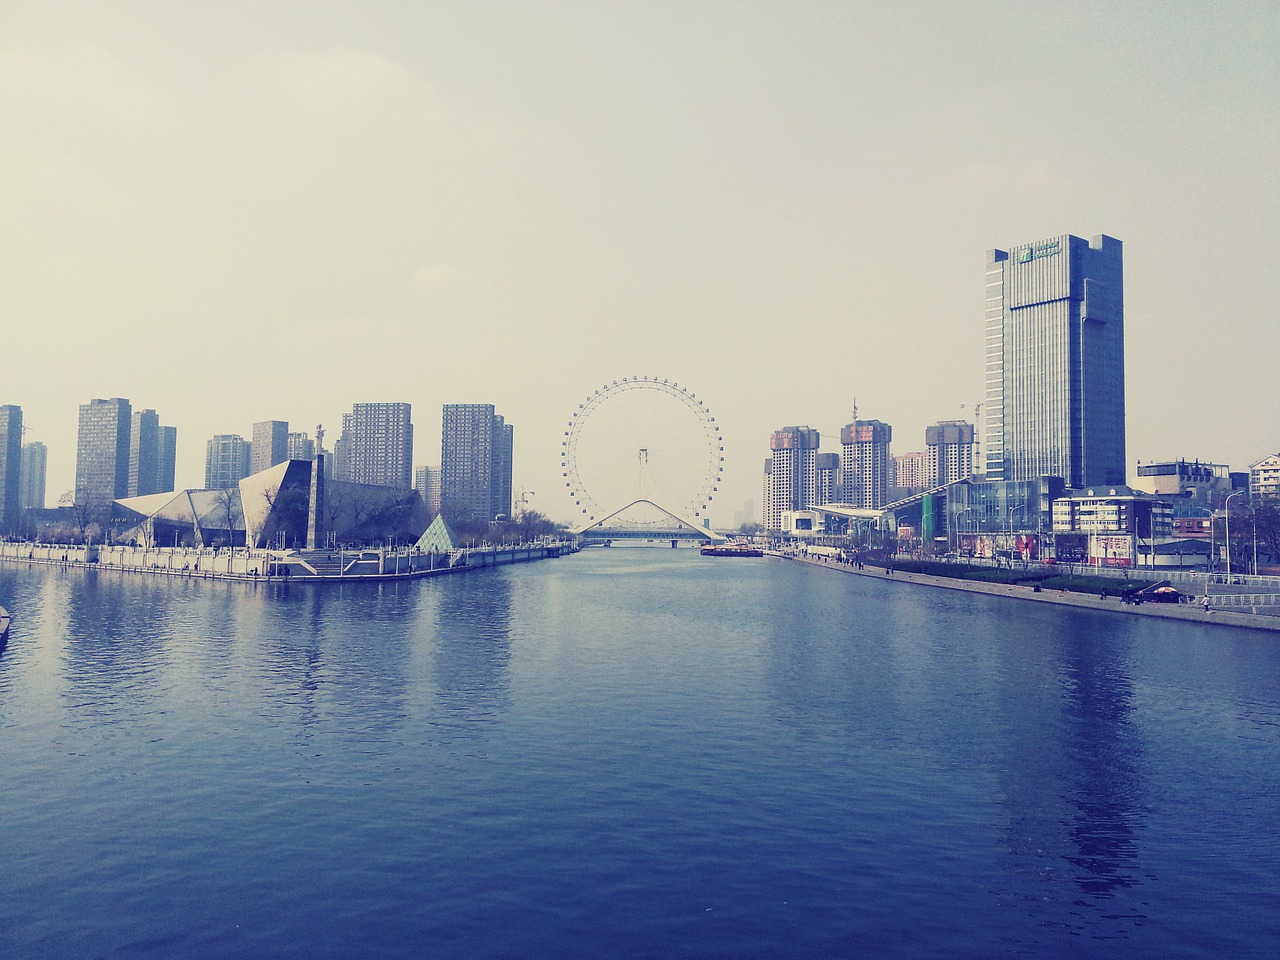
[1007,504,1025,563]
[1225,490,1244,581]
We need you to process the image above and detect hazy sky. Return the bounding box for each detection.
[3,2,1277,525]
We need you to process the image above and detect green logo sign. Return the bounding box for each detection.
[1019,239,1061,263]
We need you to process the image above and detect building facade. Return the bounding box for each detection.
[0,405,22,531]
[1250,454,1280,500]
[925,420,975,487]
[205,434,252,489]
[128,409,159,497]
[339,403,414,490]
[287,432,315,462]
[892,451,928,490]
[763,426,820,531]
[985,234,1125,488]
[20,440,47,512]
[841,420,892,509]
[76,398,132,508]
[1134,458,1234,511]
[251,420,290,476]
[158,426,177,494]
[441,404,513,523]
[415,465,442,517]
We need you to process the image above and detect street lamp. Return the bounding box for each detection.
[1224,490,1244,581]
[1007,504,1025,563]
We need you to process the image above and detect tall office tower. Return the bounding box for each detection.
[287,432,315,462]
[415,465,442,516]
[0,405,22,531]
[925,420,975,488]
[441,404,513,523]
[76,398,132,508]
[984,234,1125,488]
[20,441,48,511]
[158,426,177,493]
[128,408,162,497]
[840,420,892,509]
[251,420,290,475]
[205,435,251,488]
[816,453,840,506]
[338,403,414,489]
[763,426,821,530]
[892,451,927,490]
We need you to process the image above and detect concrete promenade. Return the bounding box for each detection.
[777,552,1280,634]
[0,539,578,585]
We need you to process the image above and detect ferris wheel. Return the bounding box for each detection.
[562,376,725,526]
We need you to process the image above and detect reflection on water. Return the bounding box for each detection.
[431,571,512,738]
[2,556,1279,959]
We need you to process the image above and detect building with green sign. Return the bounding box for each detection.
[983,233,1125,489]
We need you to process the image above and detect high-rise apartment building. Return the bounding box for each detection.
[20,441,47,511]
[205,435,251,488]
[287,432,315,462]
[76,398,132,508]
[925,420,975,488]
[984,234,1125,488]
[415,465,442,516]
[892,451,928,490]
[0,405,22,531]
[762,426,820,531]
[441,404,513,523]
[251,420,290,475]
[840,420,892,509]
[816,453,840,506]
[336,404,413,490]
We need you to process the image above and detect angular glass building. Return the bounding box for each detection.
[984,234,1125,488]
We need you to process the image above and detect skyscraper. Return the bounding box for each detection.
[338,403,414,490]
[762,426,820,531]
[20,441,47,511]
[0,405,22,531]
[984,234,1125,488]
[840,420,892,509]
[251,420,289,475]
[205,435,251,488]
[128,409,160,497]
[925,420,975,488]
[158,426,178,493]
[76,398,132,508]
[441,404,513,523]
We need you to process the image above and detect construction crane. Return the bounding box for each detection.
[514,488,535,519]
[959,402,983,475]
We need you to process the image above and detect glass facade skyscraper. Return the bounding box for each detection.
[984,234,1125,489]
[76,398,132,508]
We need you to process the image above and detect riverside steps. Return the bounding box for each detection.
[774,550,1280,633]
[0,539,578,584]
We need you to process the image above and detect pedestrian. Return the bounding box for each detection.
[1202,595,1211,613]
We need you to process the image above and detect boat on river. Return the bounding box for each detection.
[700,543,764,558]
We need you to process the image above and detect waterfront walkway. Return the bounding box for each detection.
[778,552,1280,634]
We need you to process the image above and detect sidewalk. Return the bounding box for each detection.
[778,554,1280,634]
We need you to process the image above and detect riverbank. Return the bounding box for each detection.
[777,552,1280,633]
[0,539,578,584]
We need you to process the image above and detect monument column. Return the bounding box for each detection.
[306,424,326,550]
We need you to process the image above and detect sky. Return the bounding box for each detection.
[2,1,1277,526]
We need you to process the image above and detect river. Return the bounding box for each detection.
[1,548,1278,958]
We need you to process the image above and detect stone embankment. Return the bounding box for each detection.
[0,539,578,584]
[777,552,1280,634]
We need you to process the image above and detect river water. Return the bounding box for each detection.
[1,549,1278,958]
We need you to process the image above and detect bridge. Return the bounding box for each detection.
[573,498,725,543]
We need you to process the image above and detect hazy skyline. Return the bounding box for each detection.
[3,2,1277,525]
